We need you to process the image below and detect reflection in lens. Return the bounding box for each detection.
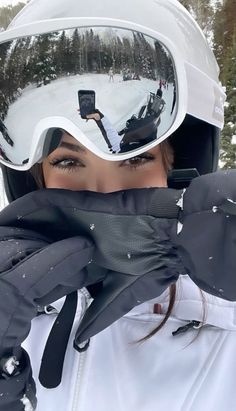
[0,26,177,166]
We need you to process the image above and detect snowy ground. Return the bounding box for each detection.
[3,73,175,164]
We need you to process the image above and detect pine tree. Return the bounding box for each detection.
[0,3,26,29]
[219,38,236,168]
[178,0,191,11]
[137,33,156,80]
[178,0,214,40]
[4,38,31,101]
[180,0,236,169]
[213,0,236,168]
[121,37,134,74]
[86,29,100,72]
[29,33,57,87]
[70,28,82,74]
[53,30,72,76]
[0,41,10,120]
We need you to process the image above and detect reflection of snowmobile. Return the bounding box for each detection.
[118,90,166,152]
[138,89,165,119]
[122,70,141,81]
[122,69,132,81]
[0,120,14,147]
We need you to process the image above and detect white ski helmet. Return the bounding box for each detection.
[0,0,225,200]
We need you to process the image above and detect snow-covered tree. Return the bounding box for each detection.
[70,28,82,74]
[179,0,214,41]
[29,34,57,87]
[180,0,236,168]
[0,3,26,30]
[213,0,236,168]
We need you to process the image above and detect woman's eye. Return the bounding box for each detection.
[49,157,84,170]
[121,154,155,168]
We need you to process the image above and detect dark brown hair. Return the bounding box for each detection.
[30,162,45,189]
[138,284,206,343]
[139,283,177,343]
[159,139,174,174]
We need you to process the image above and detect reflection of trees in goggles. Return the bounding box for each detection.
[0,27,178,167]
[0,27,175,121]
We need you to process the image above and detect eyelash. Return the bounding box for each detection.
[121,153,155,169]
[49,157,84,171]
[49,153,155,171]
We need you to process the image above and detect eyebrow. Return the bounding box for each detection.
[58,141,87,153]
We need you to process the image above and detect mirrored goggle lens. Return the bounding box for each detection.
[0,26,178,168]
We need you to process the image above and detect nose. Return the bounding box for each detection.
[84,168,122,193]
[85,177,121,193]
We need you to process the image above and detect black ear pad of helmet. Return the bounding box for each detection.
[1,165,38,203]
[170,114,220,175]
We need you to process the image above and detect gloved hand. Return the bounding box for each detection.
[75,170,236,344]
[0,186,185,349]
[0,217,101,408]
[171,170,236,301]
[0,227,96,359]
[2,169,236,349]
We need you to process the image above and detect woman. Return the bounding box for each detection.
[0,0,235,410]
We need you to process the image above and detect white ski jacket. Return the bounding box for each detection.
[23,275,236,411]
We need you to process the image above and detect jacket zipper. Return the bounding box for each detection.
[71,288,92,411]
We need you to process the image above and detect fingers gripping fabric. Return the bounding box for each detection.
[0,187,182,276]
[0,187,185,347]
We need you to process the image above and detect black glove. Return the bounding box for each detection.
[75,171,236,344]
[0,219,100,408]
[2,171,236,348]
[171,170,236,301]
[0,187,185,349]
[0,170,235,394]
[0,229,95,356]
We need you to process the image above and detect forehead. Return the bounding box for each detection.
[58,133,163,159]
[58,132,87,152]
[61,132,79,144]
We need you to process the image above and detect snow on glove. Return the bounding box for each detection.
[171,169,236,302]
[0,187,185,347]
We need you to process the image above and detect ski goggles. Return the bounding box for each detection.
[0,21,185,170]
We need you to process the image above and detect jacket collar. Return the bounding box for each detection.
[49,276,236,332]
[127,275,236,331]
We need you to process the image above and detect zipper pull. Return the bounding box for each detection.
[37,305,59,316]
[172,320,201,336]
[44,305,59,315]
[73,288,92,353]
[73,339,90,353]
